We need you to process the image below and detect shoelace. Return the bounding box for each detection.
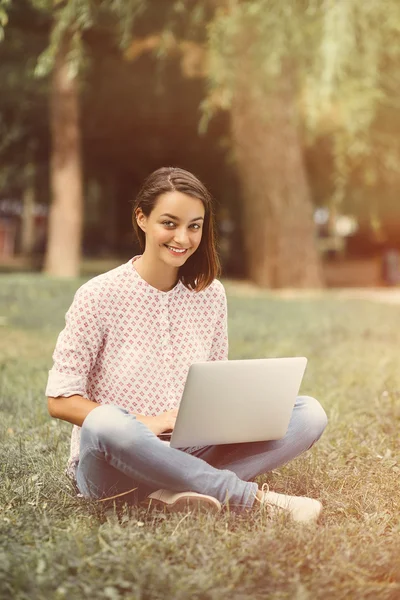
[261,482,270,495]
[261,482,289,512]
[256,482,288,518]
[253,482,270,506]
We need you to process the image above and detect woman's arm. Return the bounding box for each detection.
[47,395,100,427]
[48,395,178,434]
[46,284,104,403]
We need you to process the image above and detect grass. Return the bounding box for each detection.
[1,273,400,599]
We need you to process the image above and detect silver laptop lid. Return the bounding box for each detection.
[170,357,307,449]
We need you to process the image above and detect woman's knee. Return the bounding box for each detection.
[296,395,328,445]
[81,404,131,445]
[81,403,154,453]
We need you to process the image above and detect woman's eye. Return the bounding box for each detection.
[162,221,201,230]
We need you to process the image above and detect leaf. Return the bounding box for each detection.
[0,9,8,27]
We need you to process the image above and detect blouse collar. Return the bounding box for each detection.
[129,255,184,295]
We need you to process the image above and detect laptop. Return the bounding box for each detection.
[162,357,307,449]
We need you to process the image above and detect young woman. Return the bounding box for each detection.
[46,167,327,522]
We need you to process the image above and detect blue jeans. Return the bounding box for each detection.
[76,396,327,509]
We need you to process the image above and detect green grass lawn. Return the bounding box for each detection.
[1,274,400,599]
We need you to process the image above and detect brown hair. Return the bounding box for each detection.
[132,167,221,292]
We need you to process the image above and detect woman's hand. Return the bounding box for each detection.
[135,409,178,436]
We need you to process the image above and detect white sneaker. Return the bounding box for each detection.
[256,483,322,524]
[146,489,222,513]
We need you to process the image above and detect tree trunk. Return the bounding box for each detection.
[231,63,324,288]
[21,162,36,256]
[44,30,83,277]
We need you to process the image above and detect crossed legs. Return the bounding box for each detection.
[76,396,327,509]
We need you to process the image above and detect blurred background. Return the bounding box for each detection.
[1,0,400,288]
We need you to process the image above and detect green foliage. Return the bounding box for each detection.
[105,0,146,48]
[1,275,400,597]
[31,0,146,77]
[206,0,400,209]
[0,0,10,41]
[33,0,93,78]
[207,0,400,134]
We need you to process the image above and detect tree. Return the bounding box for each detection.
[227,47,322,287]
[205,0,400,287]
[29,0,145,277]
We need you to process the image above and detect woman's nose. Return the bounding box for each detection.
[174,228,190,246]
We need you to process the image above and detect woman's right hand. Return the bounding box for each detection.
[135,409,178,436]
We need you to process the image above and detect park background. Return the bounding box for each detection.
[1,2,400,599]
[1,0,400,287]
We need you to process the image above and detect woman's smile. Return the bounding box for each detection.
[164,244,189,256]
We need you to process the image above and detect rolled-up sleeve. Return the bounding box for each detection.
[208,283,229,362]
[45,284,103,398]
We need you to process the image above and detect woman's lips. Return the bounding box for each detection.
[164,245,188,255]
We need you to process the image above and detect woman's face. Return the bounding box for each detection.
[136,191,205,268]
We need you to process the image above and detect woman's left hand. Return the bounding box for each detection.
[134,409,178,436]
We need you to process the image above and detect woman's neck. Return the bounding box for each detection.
[133,254,179,292]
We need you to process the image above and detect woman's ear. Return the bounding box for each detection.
[135,208,147,233]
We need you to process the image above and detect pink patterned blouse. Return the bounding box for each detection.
[45,255,228,476]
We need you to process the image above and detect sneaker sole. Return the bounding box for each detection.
[146,494,221,513]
